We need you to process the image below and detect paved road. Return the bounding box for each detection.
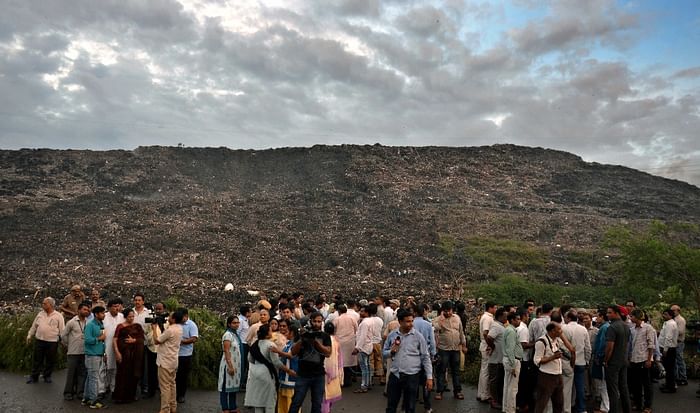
[0,369,697,412]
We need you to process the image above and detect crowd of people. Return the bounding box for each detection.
[26,286,199,411]
[24,284,697,413]
[475,299,694,413]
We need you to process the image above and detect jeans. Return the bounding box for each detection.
[573,365,586,413]
[288,375,325,413]
[675,341,686,381]
[385,372,420,413]
[64,354,86,398]
[629,362,652,409]
[31,339,58,380]
[605,363,630,413]
[220,391,237,411]
[359,351,371,388]
[84,356,102,403]
[436,349,462,394]
[419,368,432,410]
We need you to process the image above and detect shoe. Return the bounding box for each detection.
[434,393,443,400]
[177,396,185,403]
[677,380,688,386]
[81,399,88,406]
[89,401,106,409]
[43,377,52,383]
[454,392,465,400]
[353,387,368,393]
[25,377,38,384]
[642,409,652,413]
[425,409,434,413]
[63,394,74,401]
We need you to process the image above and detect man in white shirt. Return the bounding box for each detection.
[563,310,592,413]
[486,308,507,410]
[516,309,534,412]
[477,302,496,402]
[670,304,687,386]
[534,322,564,413]
[100,298,125,397]
[659,308,678,393]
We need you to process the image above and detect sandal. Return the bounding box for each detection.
[434,393,443,400]
[455,392,465,400]
[353,387,368,393]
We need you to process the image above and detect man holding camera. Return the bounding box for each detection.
[383,308,433,413]
[288,311,332,413]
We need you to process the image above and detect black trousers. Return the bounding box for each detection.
[629,362,653,409]
[176,355,193,399]
[662,347,677,390]
[488,362,505,404]
[31,339,58,379]
[385,372,420,413]
[605,363,631,413]
[517,360,536,410]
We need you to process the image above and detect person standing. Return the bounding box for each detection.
[60,301,90,400]
[219,315,243,413]
[100,298,125,397]
[89,289,106,310]
[332,304,358,388]
[516,309,534,413]
[176,307,199,403]
[322,322,344,413]
[26,297,65,384]
[670,304,687,386]
[144,302,167,399]
[288,312,332,413]
[433,300,467,401]
[413,303,437,413]
[486,308,507,410]
[502,312,523,413]
[132,293,151,396]
[238,305,252,390]
[112,308,145,404]
[383,308,433,413]
[658,308,678,393]
[353,305,373,393]
[477,301,496,402]
[593,309,611,413]
[153,310,185,413]
[603,305,631,413]
[275,319,299,413]
[59,285,86,321]
[563,310,591,413]
[533,322,564,413]
[367,303,385,388]
[628,309,655,413]
[83,306,107,409]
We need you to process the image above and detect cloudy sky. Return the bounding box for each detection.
[1,0,699,185]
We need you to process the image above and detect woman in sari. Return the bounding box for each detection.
[272,319,299,413]
[322,322,343,413]
[112,308,145,404]
[219,315,243,413]
[244,324,295,413]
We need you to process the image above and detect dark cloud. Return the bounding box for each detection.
[0,0,698,186]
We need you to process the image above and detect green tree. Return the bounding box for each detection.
[605,221,700,315]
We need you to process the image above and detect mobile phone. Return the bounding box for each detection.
[394,336,401,346]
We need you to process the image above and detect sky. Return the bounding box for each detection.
[1,0,699,186]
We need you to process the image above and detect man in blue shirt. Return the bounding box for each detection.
[176,308,199,404]
[383,308,433,413]
[83,306,106,409]
[413,304,437,413]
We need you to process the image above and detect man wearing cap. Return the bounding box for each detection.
[59,285,86,321]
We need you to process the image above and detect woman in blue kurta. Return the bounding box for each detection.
[219,315,243,413]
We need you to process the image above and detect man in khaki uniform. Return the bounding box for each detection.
[59,285,86,320]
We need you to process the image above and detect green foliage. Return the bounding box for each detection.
[188,307,226,390]
[464,237,548,275]
[604,220,700,314]
[0,313,65,372]
[467,275,620,309]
